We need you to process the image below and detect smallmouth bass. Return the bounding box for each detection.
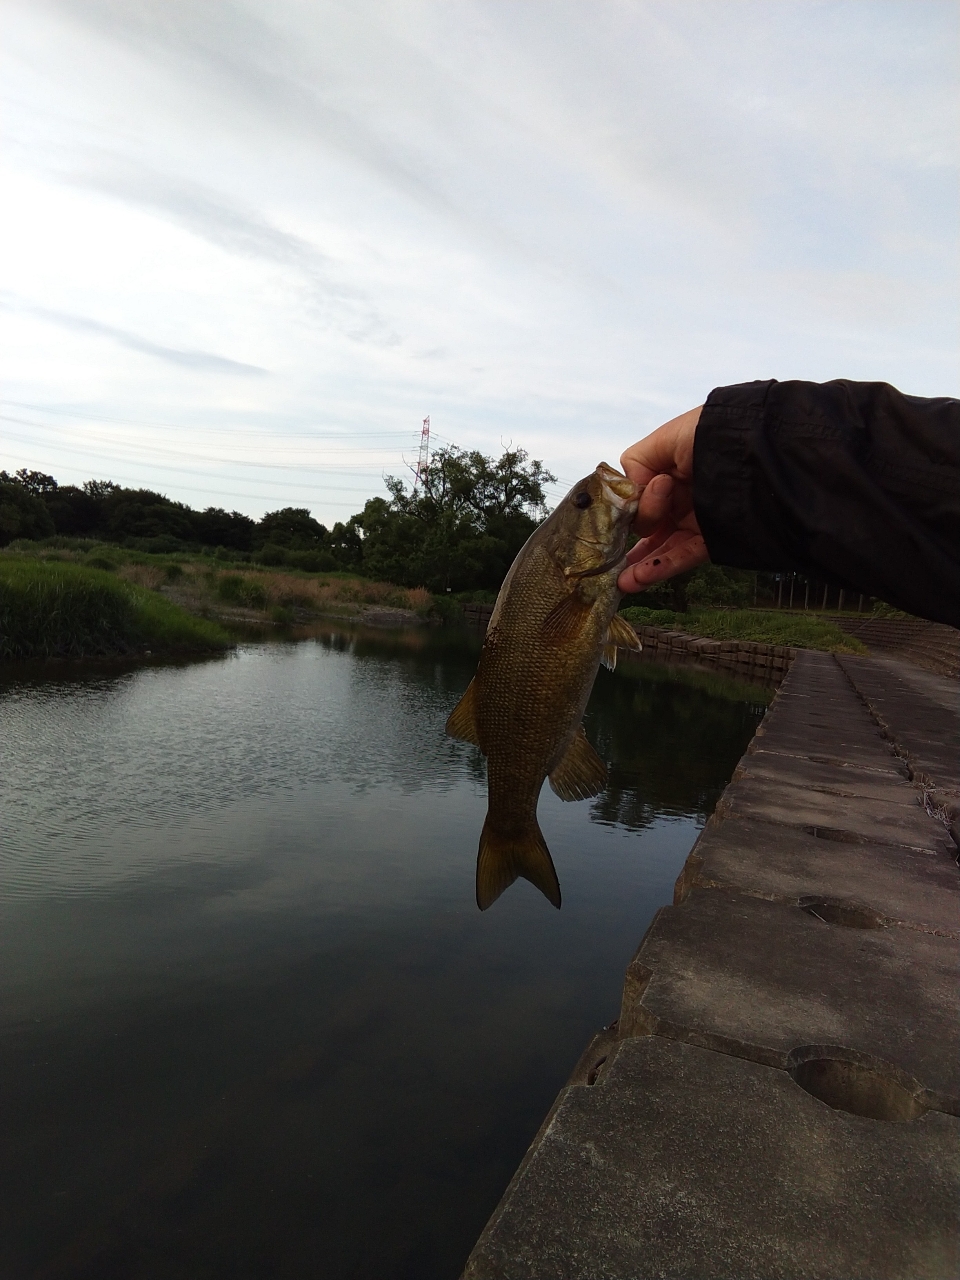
[445,462,641,910]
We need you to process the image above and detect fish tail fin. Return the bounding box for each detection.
[476,817,561,911]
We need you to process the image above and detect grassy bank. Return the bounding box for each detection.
[0,559,230,660]
[2,539,435,625]
[619,605,868,654]
[2,540,436,627]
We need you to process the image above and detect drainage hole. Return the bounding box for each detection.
[800,899,886,929]
[790,1058,925,1121]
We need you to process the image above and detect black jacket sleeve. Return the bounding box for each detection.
[692,379,960,627]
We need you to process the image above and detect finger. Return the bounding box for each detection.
[623,528,695,576]
[620,456,657,487]
[621,421,682,484]
[617,533,708,593]
[623,519,673,566]
[620,407,702,484]
[632,473,674,537]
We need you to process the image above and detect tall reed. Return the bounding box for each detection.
[0,560,229,659]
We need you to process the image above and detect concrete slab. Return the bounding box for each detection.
[716,776,954,855]
[733,749,921,804]
[836,656,959,796]
[675,815,960,938]
[877,660,959,716]
[760,700,884,731]
[462,1036,960,1280]
[840,655,959,716]
[748,723,903,772]
[619,889,960,1111]
[746,736,908,776]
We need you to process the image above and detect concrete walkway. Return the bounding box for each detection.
[463,651,960,1280]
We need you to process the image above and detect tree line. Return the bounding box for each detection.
[0,444,557,594]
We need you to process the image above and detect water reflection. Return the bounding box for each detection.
[589,654,772,831]
[0,625,766,1280]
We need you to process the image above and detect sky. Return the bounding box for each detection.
[2,0,957,525]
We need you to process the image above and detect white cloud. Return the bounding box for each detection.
[1,0,956,521]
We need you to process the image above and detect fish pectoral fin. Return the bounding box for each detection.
[548,726,608,801]
[477,818,561,910]
[607,614,642,652]
[540,590,592,644]
[445,677,481,746]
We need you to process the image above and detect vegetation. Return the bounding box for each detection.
[0,559,229,660]
[0,444,552,593]
[356,445,553,592]
[632,563,756,612]
[619,605,868,653]
[0,537,436,638]
[1,453,892,655]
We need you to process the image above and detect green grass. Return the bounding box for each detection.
[0,559,231,660]
[619,606,868,653]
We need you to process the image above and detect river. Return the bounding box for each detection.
[0,623,768,1279]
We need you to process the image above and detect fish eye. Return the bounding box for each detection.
[573,491,593,509]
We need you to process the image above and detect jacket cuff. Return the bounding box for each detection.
[693,380,789,570]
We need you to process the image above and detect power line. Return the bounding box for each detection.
[4,410,575,507]
[1,437,392,494]
[0,400,420,441]
[0,416,414,470]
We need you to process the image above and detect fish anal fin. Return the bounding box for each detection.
[445,678,481,746]
[549,726,607,801]
[540,591,592,644]
[476,818,561,910]
[607,614,642,652]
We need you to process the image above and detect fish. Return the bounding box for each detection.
[445,462,642,910]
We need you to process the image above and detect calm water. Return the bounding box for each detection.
[0,624,768,1280]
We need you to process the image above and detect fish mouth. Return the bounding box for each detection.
[596,462,640,511]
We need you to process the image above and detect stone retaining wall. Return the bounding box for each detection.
[631,624,795,677]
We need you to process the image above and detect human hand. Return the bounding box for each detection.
[617,406,709,593]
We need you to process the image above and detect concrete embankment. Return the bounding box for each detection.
[463,649,960,1280]
[839,617,960,679]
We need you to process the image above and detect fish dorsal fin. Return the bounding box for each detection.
[549,725,608,801]
[445,678,481,746]
[608,614,642,652]
[540,590,592,644]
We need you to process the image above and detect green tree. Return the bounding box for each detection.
[686,564,754,609]
[0,479,55,546]
[328,517,363,570]
[358,444,555,592]
[101,488,194,543]
[634,564,754,613]
[192,507,256,551]
[255,507,328,550]
[4,468,58,496]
